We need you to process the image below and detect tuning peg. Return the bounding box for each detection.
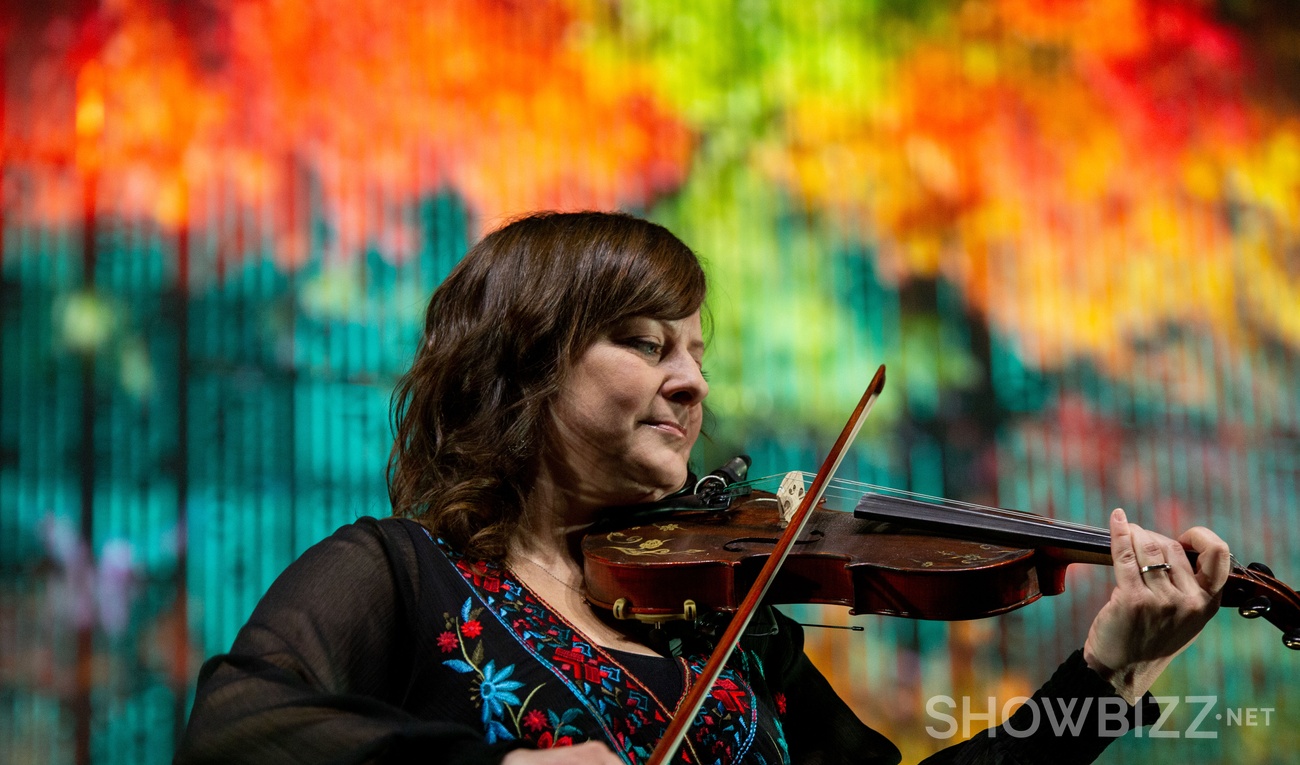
[1247,561,1275,577]
[1284,629,1300,651]
[1238,596,1271,619]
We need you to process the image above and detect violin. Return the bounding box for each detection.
[583,477,1300,646]
[585,364,1299,764]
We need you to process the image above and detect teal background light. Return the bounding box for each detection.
[3,1,1300,763]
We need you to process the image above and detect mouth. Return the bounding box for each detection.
[642,419,688,439]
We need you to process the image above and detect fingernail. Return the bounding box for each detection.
[1113,508,1126,523]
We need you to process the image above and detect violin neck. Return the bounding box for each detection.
[853,493,1114,566]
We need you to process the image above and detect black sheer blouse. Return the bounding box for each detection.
[175,517,1156,764]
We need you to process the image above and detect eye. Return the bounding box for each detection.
[625,338,664,358]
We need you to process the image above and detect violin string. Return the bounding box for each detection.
[727,474,1110,540]
[725,474,1268,586]
[830,477,1111,537]
[1226,554,1264,585]
[823,478,1265,582]
[1228,554,1249,578]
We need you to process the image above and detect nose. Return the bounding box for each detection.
[663,351,708,405]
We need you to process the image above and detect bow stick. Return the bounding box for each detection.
[645,364,887,764]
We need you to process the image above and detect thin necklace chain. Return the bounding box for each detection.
[515,554,587,597]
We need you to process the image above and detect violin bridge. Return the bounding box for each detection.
[776,471,805,528]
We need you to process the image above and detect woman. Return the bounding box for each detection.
[176,211,1230,764]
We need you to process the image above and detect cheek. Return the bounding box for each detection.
[594,390,644,428]
[564,390,639,441]
[684,406,704,440]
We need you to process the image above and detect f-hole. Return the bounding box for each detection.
[724,529,824,552]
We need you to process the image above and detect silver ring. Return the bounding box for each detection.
[1139,563,1172,575]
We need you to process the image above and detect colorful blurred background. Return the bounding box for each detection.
[2,0,1298,763]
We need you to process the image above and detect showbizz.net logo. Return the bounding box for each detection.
[925,695,1276,740]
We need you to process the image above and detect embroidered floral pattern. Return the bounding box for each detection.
[440,597,544,743]
[433,537,783,763]
[436,631,458,653]
[522,709,548,733]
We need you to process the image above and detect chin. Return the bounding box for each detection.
[613,449,692,502]
[648,462,691,497]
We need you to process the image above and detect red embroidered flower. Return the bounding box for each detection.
[522,709,548,732]
[537,732,573,748]
[462,619,483,638]
[774,692,787,715]
[436,632,458,653]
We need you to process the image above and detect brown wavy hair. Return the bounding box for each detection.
[387,211,707,560]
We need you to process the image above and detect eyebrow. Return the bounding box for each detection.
[659,320,704,345]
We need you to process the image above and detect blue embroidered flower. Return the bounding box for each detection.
[473,660,526,743]
[478,660,525,723]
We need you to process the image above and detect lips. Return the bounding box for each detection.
[642,419,688,438]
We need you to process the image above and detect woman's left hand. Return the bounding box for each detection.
[1083,508,1231,703]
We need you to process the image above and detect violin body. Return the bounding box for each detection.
[583,489,1100,621]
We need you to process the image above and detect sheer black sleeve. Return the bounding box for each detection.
[743,609,902,765]
[752,609,1159,765]
[174,518,520,765]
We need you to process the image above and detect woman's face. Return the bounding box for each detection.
[550,311,708,510]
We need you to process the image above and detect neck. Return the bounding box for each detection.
[507,485,591,606]
[510,474,591,565]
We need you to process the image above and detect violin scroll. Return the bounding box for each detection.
[1220,560,1300,650]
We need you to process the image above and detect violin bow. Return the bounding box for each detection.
[645,364,887,765]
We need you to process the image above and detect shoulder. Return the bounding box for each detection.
[304,516,448,565]
[289,517,425,577]
[235,517,463,657]
[245,517,451,620]
[357,516,483,612]
[315,516,462,601]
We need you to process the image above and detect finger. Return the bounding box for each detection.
[1130,524,1176,590]
[567,741,613,752]
[1109,508,1143,590]
[1180,526,1232,594]
[1159,533,1198,593]
[576,741,622,765]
